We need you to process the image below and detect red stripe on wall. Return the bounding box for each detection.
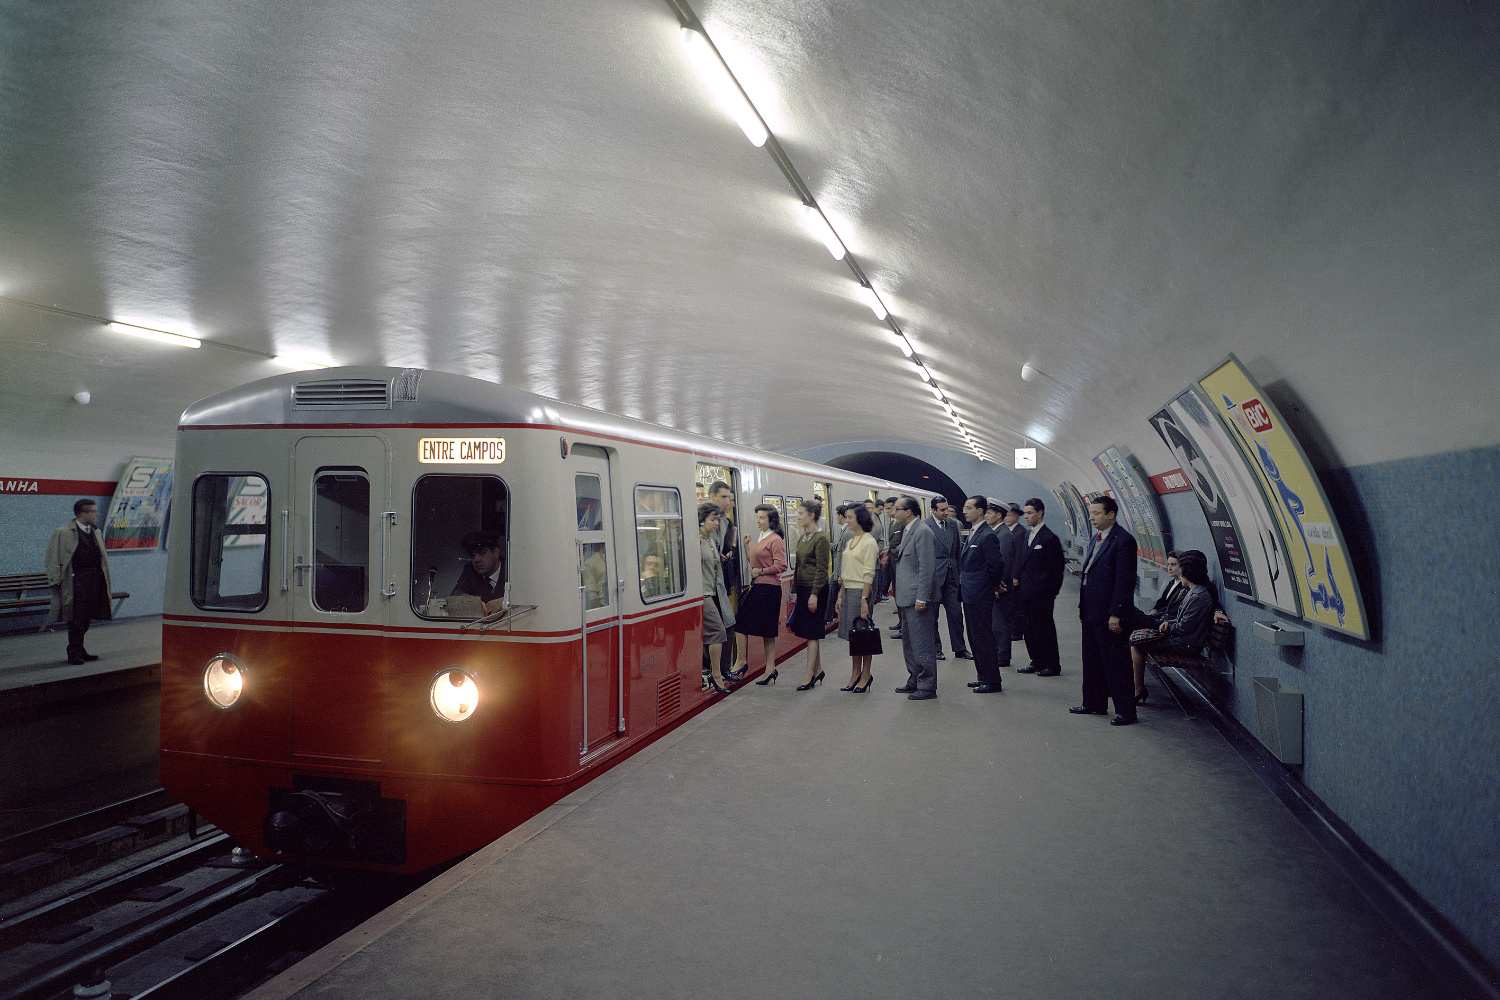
[0,478,117,496]
[1149,469,1194,494]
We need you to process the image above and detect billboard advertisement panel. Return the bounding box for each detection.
[1094,446,1169,566]
[103,457,174,551]
[1198,356,1368,639]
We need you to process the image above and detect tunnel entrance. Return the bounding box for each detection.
[824,452,967,508]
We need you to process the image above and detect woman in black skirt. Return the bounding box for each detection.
[784,499,831,690]
[738,504,787,682]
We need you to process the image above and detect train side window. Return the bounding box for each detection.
[410,475,509,620]
[575,475,609,610]
[190,474,271,612]
[635,486,685,603]
[312,471,370,614]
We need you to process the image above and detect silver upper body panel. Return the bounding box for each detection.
[179,367,925,492]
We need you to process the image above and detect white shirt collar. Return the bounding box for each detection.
[487,568,501,588]
[757,529,772,543]
[1027,523,1040,542]
[75,519,93,534]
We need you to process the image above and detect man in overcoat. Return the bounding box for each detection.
[45,498,114,665]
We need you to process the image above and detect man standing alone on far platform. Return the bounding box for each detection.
[891,497,940,700]
[1072,496,1138,725]
[45,498,114,666]
[1014,498,1065,676]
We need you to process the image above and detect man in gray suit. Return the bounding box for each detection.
[925,496,968,661]
[890,496,941,700]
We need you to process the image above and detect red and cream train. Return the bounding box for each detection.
[161,367,937,872]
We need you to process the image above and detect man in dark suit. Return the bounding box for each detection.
[983,499,1018,671]
[451,531,507,613]
[1001,504,1027,641]
[958,495,1007,693]
[886,500,906,635]
[1013,498,1065,676]
[1072,496,1139,725]
[923,496,968,661]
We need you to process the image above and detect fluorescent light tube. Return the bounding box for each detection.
[108,322,200,348]
[897,335,915,358]
[801,205,846,260]
[858,285,888,320]
[681,28,768,147]
[927,382,944,399]
[274,355,332,369]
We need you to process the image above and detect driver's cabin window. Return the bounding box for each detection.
[410,475,510,619]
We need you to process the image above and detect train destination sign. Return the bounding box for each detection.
[418,437,507,464]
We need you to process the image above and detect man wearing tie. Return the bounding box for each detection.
[1072,496,1139,725]
[46,498,114,665]
[891,497,940,700]
[1013,498,1065,677]
[1002,504,1028,642]
[957,495,1007,694]
[924,496,968,661]
[451,531,507,613]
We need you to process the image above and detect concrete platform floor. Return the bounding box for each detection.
[0,615,161,692]
[251,589,1448,1000]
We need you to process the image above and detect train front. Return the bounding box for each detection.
[159,368,591,873]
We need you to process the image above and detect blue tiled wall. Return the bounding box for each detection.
[1159,445,1500,968]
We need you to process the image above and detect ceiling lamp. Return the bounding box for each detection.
[108,321,201,349]
[897,335,915,358]
[801,205,846,260]
[273,355,332,370]
[680,28,768,147]
[858,284,888,320]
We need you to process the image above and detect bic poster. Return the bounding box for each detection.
[104,457,174,551]
[1198,356,1368,639]
[1093,446,1169,566]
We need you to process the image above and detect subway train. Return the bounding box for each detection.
[160,367,939,872]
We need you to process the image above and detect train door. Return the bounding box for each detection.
[289,436,391,762]
[572,452,622,754]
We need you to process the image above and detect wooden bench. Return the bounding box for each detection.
[0,572,130,627]
[1145,617,1235,672]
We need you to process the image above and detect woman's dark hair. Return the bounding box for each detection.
[754,503,783,536]
[1177,550,1210,586]
[698,501,721,525]
[1166,549,1183,562]
[799,498,822,521]
[850,504,874,532]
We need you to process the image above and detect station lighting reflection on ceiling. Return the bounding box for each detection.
[108,321,201,349]
[680,27,768,147]
[273,355,332,370]
[801,205,846,260]
[858,284,888,320]
[897,335,915,358]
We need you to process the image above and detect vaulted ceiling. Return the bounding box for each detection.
[2,0,1496,481]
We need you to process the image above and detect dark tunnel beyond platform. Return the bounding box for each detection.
[825,451,967,506]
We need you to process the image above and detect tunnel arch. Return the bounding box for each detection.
[824,451,968,508]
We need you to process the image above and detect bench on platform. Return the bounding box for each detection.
[1144,617,1234,672]
[0,572,130,629]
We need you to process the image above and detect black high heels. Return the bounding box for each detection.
[852,676,873,693]
[1135,687,1150,705]
[839,679,859,692]
[796,671,825,691]
[755,669,779,686]
[724,664,748,683]
[707,675,731,695]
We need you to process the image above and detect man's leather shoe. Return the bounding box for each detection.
[971,683,1002,694]
[67,656,86,665]
[1069,705,1107,715]
[890,633,902,640]
[1035,669,1061,677]
[907,690,937,700]
[1110,715,1138,726]
[81,652,99,662]
[935,651,945,660]
[894,685,917,694]
[966,681,982,688]
[1016,666,1039,674]
[954,651,972,659]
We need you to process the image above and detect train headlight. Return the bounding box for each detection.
[203,654,246,709]
[430,668,479,723]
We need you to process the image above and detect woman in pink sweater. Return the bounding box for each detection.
[736,504,787,683]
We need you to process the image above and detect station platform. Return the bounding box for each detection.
[248,590,1446,1000]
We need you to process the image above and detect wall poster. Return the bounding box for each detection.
[1093,446,1169,566]
[1198,355,1368,639]
[103,457,174,551]
[1052,485,1082,539]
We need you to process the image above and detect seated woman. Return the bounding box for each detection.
[1133,551,1216,693]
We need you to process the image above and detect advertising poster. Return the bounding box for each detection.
[1198,355,1368,639]
[1095,446,1169,566]
[1148,400,1258,600]
[103,457,174,551]
[1053,486,1081,539]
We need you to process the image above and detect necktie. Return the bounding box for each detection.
[1096,532,1103,542]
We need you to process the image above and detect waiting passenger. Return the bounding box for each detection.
[1132,550,1216,659]
[641,550,673,600]
[835,503,879,692]
[983,498,1016,671]
[827,504,850,625]
[452,531,506,614]
[698,503,733,695]
[1128,550,1185,702]
[737,504,788,683]
[781,499,830,691]
[710,480,749,680]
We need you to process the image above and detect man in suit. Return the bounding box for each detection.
[1013,498,1065,676]
[885,499,906,629]
[864,499,889,607]
[923,496,968,661]
[983,499,1018,672]
[1002,504,1028,641]
[827,504,850,623]
[891,497,941,700]
[1072,496,1139,725]
[710,481,748,679]
[957,495,1007,693]
[45,498,114,665]
[451,531,507,613]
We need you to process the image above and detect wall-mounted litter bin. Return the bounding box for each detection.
[1252,676,1303,765]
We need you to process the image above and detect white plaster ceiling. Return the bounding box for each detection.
[2,0,1497,481]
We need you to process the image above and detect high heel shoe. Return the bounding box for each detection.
[755,669,779,686]
[839,680,858,692]
[796,671,825,692]
[852,676,873,693]
[707,675,731,695]
[1135,687,1150,705]
[724,665,747,684]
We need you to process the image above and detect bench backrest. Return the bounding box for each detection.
[0,573,52,593]
[1208,618,1235,654]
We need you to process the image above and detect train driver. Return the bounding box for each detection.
[451,531,506,614]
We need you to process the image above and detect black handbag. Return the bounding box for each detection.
[849,616,883,656]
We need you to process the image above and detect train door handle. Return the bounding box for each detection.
[293,554,310,586]
[380,511,398,598]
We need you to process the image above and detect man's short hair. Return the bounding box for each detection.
[966,495,987,511]
[884,497,896,506]
[73,498,97,516]
[710,480,732,497]
[930,494,946,506]
[1092,496,1119,516]
[864,499,877,507]
[1024,498,1045,513]
[698,501,722,524]
[460,531,502,554]
[896,496,921,515]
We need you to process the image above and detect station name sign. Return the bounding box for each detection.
[418,437,507,464]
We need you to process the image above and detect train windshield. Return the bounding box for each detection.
[190,474,271,612]
[410,475,510,619]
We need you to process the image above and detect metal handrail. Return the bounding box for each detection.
[458,604,538,632]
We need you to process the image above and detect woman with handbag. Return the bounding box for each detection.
[835,503,880,692]
[782,499,831,691]
[738,504,788,684]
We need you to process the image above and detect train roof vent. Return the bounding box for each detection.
[392,368,422,401]
[292,378,391,410]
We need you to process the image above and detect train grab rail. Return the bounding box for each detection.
[458,603,539,633]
